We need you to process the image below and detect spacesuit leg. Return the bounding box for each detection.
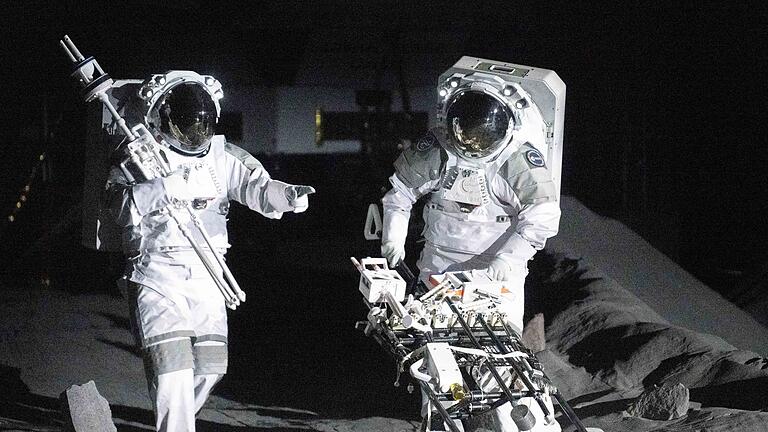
[192,340,226,413]
[188,275,229,414]
[470,267,559,431]
[128,283,198,431]
[147,341,196,432]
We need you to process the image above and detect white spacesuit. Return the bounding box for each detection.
[381,63,561,431]
[105,73,313,431]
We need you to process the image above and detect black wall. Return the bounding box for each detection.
[1,1,766,295]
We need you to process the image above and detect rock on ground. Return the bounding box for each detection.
[626,382,690,420]
[59,381,117,432]
[526,251,768,431]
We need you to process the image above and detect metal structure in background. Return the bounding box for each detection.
[59,35,246,309]
[352,256,590,432]
[314,90,428,186]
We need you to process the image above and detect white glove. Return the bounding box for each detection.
[381,241,406,268]
[487,254,528,282]
[381,208,409,267]
[285,185,315,213]
[489,234,539,281]
[161,169,194,202]
[488,255,513,281]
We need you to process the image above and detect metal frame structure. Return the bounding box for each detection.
[354,259,588,432]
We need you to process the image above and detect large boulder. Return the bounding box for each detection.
[627,382,690,420]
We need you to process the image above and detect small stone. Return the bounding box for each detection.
[627,382,690,420]
[59,381,117,432]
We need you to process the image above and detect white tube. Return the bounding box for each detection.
[409,358,432,383]
[460,298,494,311]
[59,40,77,62]
[63,35,85,61]
[419,278,451,302]
[385,290,409,318]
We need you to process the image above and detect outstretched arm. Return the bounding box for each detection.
[224,143,314,218]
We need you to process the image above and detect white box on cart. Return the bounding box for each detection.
[358,257,407,303]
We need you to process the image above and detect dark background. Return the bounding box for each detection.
[0,2,766,325]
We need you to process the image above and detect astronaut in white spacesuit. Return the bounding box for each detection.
[105,72,314,432]
[381,64,561,431]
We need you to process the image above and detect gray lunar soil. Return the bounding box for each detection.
[2,196,767,431]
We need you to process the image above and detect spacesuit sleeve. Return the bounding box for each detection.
[382,174,428,212]
[496,147,561,262]
[104,166,171,227]
[381,134,444,244]
[382,138,444,209]
[384,130,446,208]
[223,142,289,219]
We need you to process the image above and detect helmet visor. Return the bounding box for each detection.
[446,91,512,158]
[158,83,217,154]
[167,111,216,152]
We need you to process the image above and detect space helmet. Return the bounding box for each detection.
[436,61,540,162]
[139,71,223,156]
[444,89,514,159]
